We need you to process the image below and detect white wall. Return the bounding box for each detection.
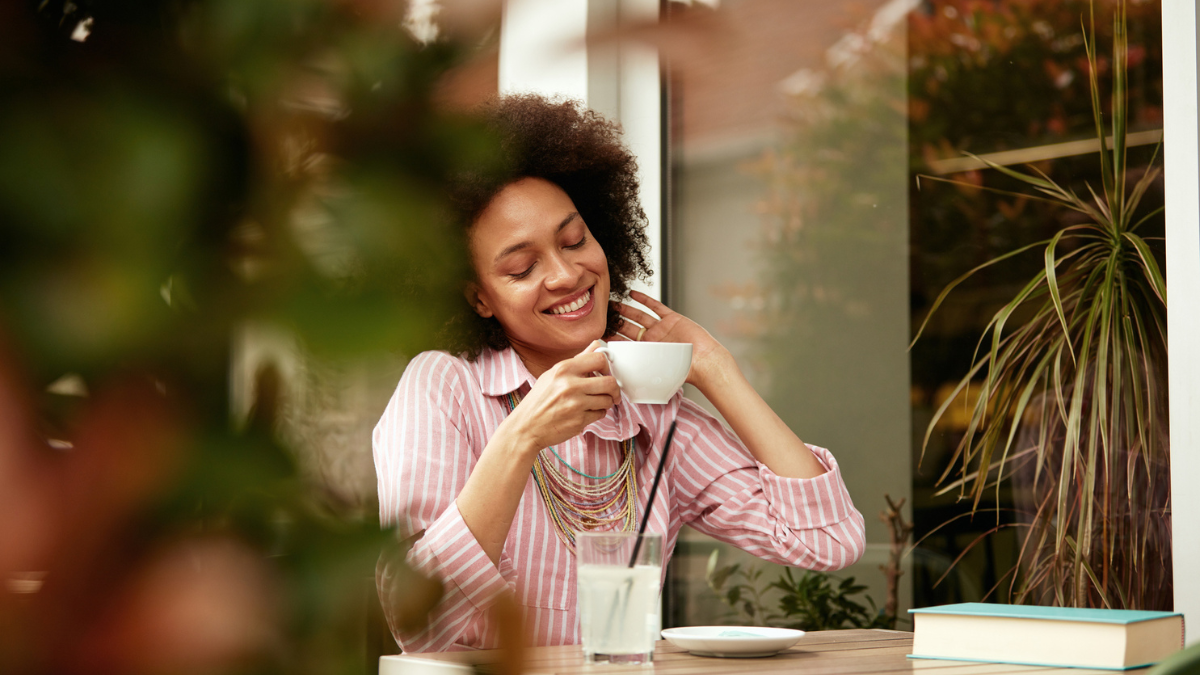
[1163,0,1200,645]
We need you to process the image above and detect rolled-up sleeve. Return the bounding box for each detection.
[671,398,866,571]
[374,352,514,653]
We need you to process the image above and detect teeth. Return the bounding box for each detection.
[549,289,590,315]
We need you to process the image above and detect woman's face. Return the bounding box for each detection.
[467,177,611,369]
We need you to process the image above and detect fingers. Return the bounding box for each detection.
[571,350,610,376]
[613,301,658,328]
[580,339,605,355]
[581,375,620,402]
[629,290,672,315]
[556,365,620,411]
[528,347,623,439]
[613,324,641,342]
[584,394,617,413]
[612,303,655,342]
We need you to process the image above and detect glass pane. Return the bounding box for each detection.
[907,0,1166,609]
[665,0,1166,625]
[666,0,912,628]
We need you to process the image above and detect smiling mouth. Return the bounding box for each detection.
[546,288,592,315]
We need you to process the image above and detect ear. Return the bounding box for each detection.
[464,282,494,318]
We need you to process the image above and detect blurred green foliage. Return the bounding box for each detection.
[771,568,894,631]
[0,1,498,672]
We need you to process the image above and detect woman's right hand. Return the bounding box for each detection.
[503,341,620,454]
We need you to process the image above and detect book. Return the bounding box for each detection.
[908,603,1185,670]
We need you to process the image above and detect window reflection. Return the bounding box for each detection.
[665,0,1163,625]
[908,0,1164,609]
[667,0,911,628]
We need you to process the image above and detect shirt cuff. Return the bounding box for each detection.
[757,444,858,530]
[409,500,515,611]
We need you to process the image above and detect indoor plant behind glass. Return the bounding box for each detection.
[912,0,1169,610]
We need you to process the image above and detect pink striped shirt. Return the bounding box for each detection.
[373,347,864,652]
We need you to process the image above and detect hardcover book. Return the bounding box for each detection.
[908,603,1185,670]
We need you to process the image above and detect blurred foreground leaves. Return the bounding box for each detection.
[0,1,499,672]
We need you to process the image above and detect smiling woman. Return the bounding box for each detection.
[466,177,611,375]
[442,95,652,360]
[373,95,866,653]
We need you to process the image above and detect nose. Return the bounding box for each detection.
[543,250,582,290]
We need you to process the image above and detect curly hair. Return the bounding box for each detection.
[442,94,653,359]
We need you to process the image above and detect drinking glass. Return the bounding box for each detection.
[576,532,664,665]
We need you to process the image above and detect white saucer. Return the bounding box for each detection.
[660,626,805,658]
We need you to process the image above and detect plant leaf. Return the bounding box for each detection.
[1045,230,1075,364]
[1122,232,1166,303]
[1111,1,1129,229]
[920,356,989,471]
[1126,164,1162,229]
[1128,204,1164,234]
[1085,182,1114,228]
[1084,4,1117,207]
[911,235,1068,349]
[917,173,1082,211]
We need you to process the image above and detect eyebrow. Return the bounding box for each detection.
[492,212,580,265]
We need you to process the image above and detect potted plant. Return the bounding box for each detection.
[911,0,1169,609]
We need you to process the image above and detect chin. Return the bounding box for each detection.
[587,313,610,341]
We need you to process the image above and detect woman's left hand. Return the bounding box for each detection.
[610,290,731,390]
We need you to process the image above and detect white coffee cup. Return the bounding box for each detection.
[595,341,692,404]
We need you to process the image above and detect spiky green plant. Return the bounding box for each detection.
[912,0,1169,609]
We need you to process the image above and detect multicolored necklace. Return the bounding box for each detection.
[500,390,638,552]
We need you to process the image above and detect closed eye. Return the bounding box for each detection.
[508,233,584,279]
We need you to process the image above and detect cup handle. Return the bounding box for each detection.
[593,347,624,389]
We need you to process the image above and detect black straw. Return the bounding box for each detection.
[627,420,677,568]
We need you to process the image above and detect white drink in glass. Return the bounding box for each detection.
[576,531,664,666]
[578,564,661,663]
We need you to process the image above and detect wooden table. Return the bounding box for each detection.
[379,629,1152,675]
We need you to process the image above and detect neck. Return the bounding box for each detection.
[510,342,572,379]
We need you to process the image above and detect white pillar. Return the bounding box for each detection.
[498,0,590,103]
[498,0,663,301]
[616,0,663,302]
[1163,0,1200,645]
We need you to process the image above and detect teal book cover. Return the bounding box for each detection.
[909,602,1182,625]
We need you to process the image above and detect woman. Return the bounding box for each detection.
[374,95,865,652]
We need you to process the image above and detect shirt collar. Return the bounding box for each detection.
[477,347,644,445]
[477,346,536,397]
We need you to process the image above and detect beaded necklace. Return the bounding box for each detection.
[500,391,638,552]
